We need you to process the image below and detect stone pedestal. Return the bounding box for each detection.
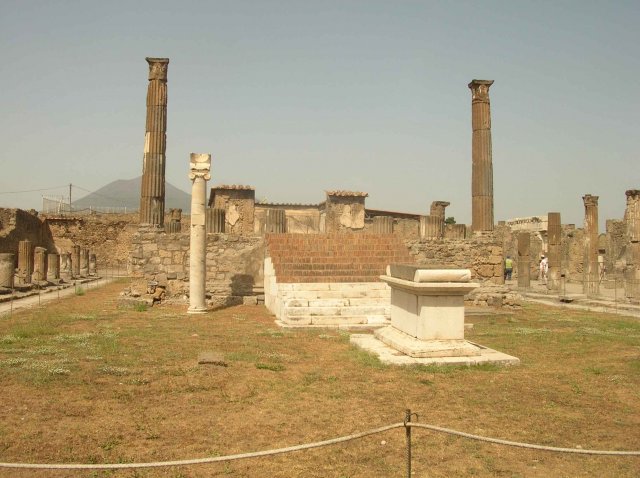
[351,264,519,366]
[80,248,89,278]
[17,240,33,285]
[469,80,494,232]
[583,195,599,296]
[376,265,480,357]
[140,57,169,227]
[72,245,81,278]
[47,253,60,282]
[188,153,211,314]
[517,232,530,288]
[0,253,15,289]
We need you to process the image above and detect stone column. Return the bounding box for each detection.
[420,216,442,239]
[547,212,562,291]
[60,253,72,282]
[469,79,495,232]
[372,216,393,234]
[430,201,450,221]
[89,254,97,276]
[17,239,33,285]
[625,190,640,299]
[0,253,15,289]
[266,209,287,234]
[165,208,182,233]
[80,248,89,277]
[47,253,60,282]
[32,247,47,283]
[583,194,600,296]
[188,153,211,314]
[72,245,81,278]
[139,57,169,227]
[517,232,530,288]
[206,208,226,233]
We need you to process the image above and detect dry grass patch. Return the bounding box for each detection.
[0,282,639,477]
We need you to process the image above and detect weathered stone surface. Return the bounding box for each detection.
[0,253,15,288]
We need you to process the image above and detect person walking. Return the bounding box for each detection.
[539,254,549,283]
[504,256,513,281]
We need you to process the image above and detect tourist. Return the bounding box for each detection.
[504,256,513,281]
[539,255,549,283]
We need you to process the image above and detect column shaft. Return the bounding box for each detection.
[188,153,211,314]
[582,195,599,296]
[547,212,562,291]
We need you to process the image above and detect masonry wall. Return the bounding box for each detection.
[130,228,265,306]
[43,213,139,268]
[0,209,54,264]
[404,234,504,284]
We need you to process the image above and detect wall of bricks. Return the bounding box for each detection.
[130,228,265,306]
[266,233,415,283]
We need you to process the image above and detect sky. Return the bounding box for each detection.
[1,0,638,229]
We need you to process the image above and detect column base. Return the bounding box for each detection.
[187,305,208,314]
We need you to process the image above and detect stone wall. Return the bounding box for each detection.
[43,213,139,268]
[0,209,54,264]
[404,234,504,284]
[209,187,255,235]
[605,219,627,276]
[130,228,265,307]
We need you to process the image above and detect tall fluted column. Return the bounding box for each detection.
[625,190,640,299]
[188,153,211,314]
[469,79,495,232]
[583,195,599,296]
[547,212,562,291]
[140,57,169,226]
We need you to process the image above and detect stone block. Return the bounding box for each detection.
[243,296,258,306]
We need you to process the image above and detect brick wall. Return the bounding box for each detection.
[266,233,415,283]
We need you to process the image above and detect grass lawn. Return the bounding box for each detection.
[0,280,639,477]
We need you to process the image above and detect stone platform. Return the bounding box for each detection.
[350,334,520,366]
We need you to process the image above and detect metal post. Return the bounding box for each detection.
[405,409,412,478]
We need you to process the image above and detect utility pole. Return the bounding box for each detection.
[69,183,72,214]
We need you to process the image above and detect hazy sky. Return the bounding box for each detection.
[1,0,638,228]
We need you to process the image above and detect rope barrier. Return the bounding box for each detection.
[0,420,638,470]
[409,423,640,456]
[0,423,404,470]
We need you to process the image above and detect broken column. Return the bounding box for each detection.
[72,245,81,278]
[47,253,60,282]
[60,253,72,282]
[0,253,15,289]
[266,209,287,233]
[166,208,182,233]
[17,240,33,285]
[139,57,169,227]
[517,232,530,288]
[206,208,226,233]
[32,247,47,283]
[80,248,89,277]
[468,79,495,232]
[625,190,640,299]
[547,212,562,291]
[430,201,450,221]
[583,194,600,296]
[372,216,393,234]
[188,153,211,314]
[420,216,442,240]
[89,254,97,276]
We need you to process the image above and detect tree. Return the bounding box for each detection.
[445,216,456,225]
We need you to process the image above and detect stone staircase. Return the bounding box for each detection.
[264,233,415,326]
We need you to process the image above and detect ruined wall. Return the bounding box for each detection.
[209,188,255,235]
[497,226,544,279]
[0,209,54,264]
[404,234,504,284]
[254,205,322,234]
[606,219,627,276]
[43,213,139,268]
[324,195,366,233]
[130,229,265,306]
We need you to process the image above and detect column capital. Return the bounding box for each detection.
[146,57,169,81]
[468,79,494,102]
[626,189,640,199]
[189,153,211,180]
[582,194,599,207]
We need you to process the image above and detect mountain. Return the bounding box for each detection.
[72,177,191,213]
